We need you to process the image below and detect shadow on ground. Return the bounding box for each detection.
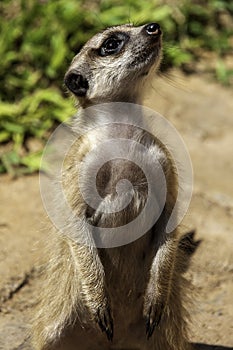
[193,344,233,350]
[15,343,233,350]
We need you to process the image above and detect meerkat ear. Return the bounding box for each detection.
[64,71,89,97]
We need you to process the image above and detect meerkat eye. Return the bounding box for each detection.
[99,37,125,56]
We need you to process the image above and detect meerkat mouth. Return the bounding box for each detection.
[128,46,161,74]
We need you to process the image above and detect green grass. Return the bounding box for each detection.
[0,0,232,175]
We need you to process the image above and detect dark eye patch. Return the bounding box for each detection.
[98,32,129,57]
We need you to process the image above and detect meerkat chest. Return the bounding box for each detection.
[77,123,168,236]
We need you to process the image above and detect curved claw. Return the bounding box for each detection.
[97,306,114,341]
[146,303,164,339]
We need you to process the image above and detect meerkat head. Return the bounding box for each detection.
[64,23,162,107]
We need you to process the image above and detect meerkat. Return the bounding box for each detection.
[32,23,193,350]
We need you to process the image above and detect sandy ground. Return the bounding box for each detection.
[0,70,233,349]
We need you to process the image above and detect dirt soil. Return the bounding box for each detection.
[0,70,233,350]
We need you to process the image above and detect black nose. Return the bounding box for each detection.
[144,23,161,36]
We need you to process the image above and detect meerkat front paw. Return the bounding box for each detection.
[145,300,165,338]
[144,282,167,339]
[96,303,114,341]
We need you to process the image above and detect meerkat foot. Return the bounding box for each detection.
[145,301,165,339]
[96,304,114,341]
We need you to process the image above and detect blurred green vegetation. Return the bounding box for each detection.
[0,0,232,175]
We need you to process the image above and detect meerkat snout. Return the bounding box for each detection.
[144,22,161,36]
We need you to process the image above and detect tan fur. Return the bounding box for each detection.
[32,23,193,350]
